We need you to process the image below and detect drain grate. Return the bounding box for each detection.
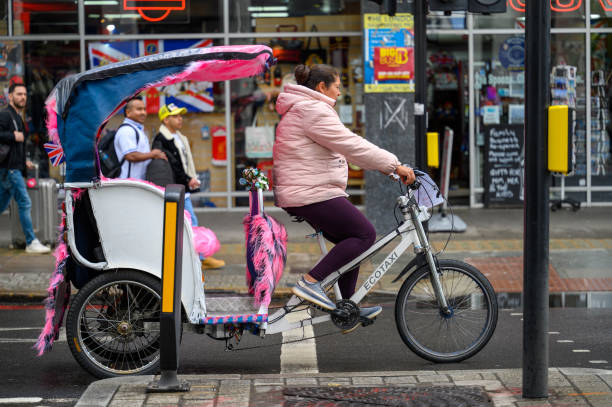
[283,386,493,407]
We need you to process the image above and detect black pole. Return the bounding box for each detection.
[147,184,190,393]
[414,0,427,169]
[523,0,550,399]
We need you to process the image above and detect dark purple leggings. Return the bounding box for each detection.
[285,197,376,298]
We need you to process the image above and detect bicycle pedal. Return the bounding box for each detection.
[360,317,375,327]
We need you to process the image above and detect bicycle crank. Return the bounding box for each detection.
[330,299,360,330]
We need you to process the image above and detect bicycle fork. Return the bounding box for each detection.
[409,205,451,314]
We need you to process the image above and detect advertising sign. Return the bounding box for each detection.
[363,13,414,93]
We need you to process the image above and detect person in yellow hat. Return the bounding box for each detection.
[152,103,225,270]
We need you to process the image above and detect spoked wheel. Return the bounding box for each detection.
[66,270,162,378]
[395,259,498,363]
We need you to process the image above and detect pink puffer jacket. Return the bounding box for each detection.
[273,83,401,208]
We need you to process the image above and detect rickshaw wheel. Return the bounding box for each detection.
[66,269,163,378]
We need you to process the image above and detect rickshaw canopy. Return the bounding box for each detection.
[45,44,273,182]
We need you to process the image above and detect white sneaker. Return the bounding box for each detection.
[25,239,51,254]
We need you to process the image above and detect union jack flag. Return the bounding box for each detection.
[44,142,65,166]
[88,39,214,113]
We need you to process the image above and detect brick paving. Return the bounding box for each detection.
[467,256,612,293]
[76,368,612,407]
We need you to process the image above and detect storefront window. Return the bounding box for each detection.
[474,2,585,29]
[426,34,469,205]
[0,2,7,35]
[13,1,77,34]
[230,0,361,33]
[549,34,588,204]
[474,34,526,204]
[427,11,466,30]
[230,35,365,206]
[590,30,612,202]
[85,1,221,35]
[23,41,79,178]
[86,39,229,207]
[591,0,612,28]
[474,33,588,206]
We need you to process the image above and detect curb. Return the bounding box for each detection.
[75,368,612,407]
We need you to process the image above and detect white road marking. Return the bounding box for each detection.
[548,331,560,335]
[280,309,318,374]
[0,328,66,344]
[510,313,522,316]
[0,327,41,331]
[0,398,43,404]
[557,340,574,343]
[572,349,591,353]
[589,360,609,364]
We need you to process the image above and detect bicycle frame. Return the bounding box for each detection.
[266,189,448,335]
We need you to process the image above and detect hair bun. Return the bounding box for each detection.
[294,64,310,86]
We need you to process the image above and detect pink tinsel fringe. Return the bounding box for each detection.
[244,213,287,307]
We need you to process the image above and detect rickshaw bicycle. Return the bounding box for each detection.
[36,45,497,379]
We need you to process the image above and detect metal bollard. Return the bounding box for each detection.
[147,185,190,393]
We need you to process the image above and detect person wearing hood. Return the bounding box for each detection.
[152,103,226,270]
[273,64,415,328]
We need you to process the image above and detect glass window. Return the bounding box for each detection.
[229,36,365,206]
[473,34,587,205]
[23,41,79,179]
[474,1,585,29]
[550,34,587,195]
[0,1,7,35]
[0,40,23,109]
[427,11,466,30]
[13,1,78,34]
[85,0,221,35]
[591,0,612,28]
[426,34,469,205]
[230,0,361,33]
[86,39,229,207]
[590,31,612,201]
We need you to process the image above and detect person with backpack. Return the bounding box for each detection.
[0,83,51,254]
[113,96,166,179]
[152,103,225,270]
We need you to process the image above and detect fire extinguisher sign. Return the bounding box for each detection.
[363,13,415,93]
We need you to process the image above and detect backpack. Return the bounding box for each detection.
[97,123,139,178]
[145,158,175,187]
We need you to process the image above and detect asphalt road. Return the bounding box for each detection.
[0,303,610,406]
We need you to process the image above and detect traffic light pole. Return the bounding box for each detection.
[414,0,427,169]
[523,0,550,399]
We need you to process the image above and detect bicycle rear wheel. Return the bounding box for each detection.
[66,270,162,378]
[395,259,498,363]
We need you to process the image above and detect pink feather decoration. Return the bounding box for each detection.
[243,213,287,307]
[34,208,71,356]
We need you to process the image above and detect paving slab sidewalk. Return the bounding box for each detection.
[1,208,611,302]
[75,368,612,407]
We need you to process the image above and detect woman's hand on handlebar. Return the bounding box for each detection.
[395,165,416,185]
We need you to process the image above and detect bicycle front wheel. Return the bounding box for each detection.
[395,259,498,363]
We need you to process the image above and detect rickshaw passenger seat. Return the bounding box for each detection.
[67,191,105,288]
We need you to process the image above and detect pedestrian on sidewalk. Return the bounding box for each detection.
[273,64,415,323]
[0,83,50,254]
[114,96,167,180]
[152,103,225,270]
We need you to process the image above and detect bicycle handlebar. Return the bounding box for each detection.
[390,167,424,191]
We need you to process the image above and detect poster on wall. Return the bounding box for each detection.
[88,39,214,113]
[0,41,24,109]
[484,124,524,207]
[363,13,414,93]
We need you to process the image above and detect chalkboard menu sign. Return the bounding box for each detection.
[484,125,524,206]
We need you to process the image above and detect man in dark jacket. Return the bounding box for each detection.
[0,83,50,253]
[153,103,225,270]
